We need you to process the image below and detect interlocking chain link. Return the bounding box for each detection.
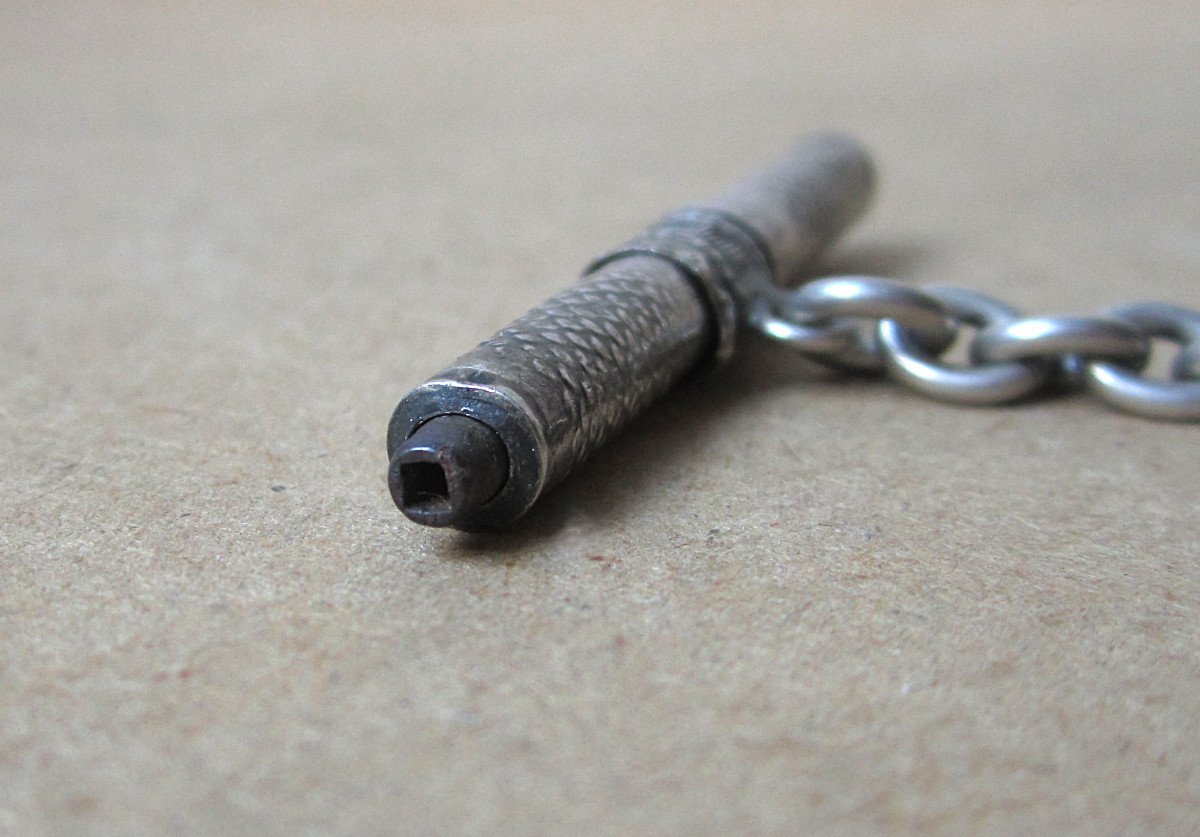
[748,276,1200,421]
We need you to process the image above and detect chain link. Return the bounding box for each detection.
[749,276,1200,421]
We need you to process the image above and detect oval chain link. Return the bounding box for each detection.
[749,275,1200,421]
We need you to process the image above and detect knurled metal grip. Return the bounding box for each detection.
[388,134,876,529]
[388,255,712,528]
[584,208,771,366]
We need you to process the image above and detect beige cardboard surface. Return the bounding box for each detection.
[2,2,1199,833]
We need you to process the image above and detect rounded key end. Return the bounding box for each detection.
[388,415,509,528]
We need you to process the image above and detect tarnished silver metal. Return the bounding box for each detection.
[390,254,713,527]
[388,133,1199,530]
[388,134,875,529]
[583,208,770,366]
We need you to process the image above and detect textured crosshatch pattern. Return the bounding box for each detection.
[2,2,1199,834]
[424,257,711,499]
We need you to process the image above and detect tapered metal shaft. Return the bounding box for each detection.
[388,133,875,529]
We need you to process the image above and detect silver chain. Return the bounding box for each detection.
[748,276,1200,421]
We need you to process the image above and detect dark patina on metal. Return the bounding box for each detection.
[387,133,876,529]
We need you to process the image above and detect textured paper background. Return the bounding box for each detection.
[2,2,1199,833]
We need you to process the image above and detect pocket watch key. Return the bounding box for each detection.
[387,133,1200,530]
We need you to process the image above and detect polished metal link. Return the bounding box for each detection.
[749,276,1200,421]
[1084,303,1200,421]
[974,315,1149,366]
[750,275,956,372]
[1174,346,1200,382]
[877,287,1054,405]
